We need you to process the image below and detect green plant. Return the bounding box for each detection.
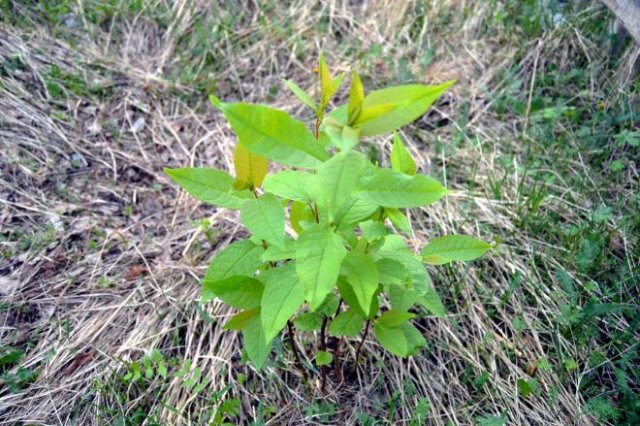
[165,55,493,384]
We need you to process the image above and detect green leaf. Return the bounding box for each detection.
[319,54,332,108]
[354,169,447,208]
[243,314,272,369]
[224,308,259,330]
[261,238,296,261]
[398,322,426,355]
[210,96,327,168]
[384,208,412,234]
[260,263,306,343]
[348,70,365,125]
[376,258,411,286]
[331,72,347,95]
[342,252,379,314]
[233,142,268,189]
[315,150,368,220]
[316,350,333,366]
[322,121,360,150]
[390,133,416,175]
[374,323,408,356]
[353,81,456,136]
[329,309,365,337]
[205,240,264,282]
[387,286,445,318]
[419,289,446,318]
[262,170,311,202]
[359,220,388,241]
[240,193,285,249]
[378,309,415,328]
[289,201,314,235]
[376,250,431,295]
[421,235,493,265]
[334,198,379,229]
[165,167,252,209]
[294,311,322,331]
[283,79,316,111]
[295,224,347,310]
[202,275,264,309]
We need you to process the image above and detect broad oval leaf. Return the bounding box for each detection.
[316,350,333,366]
[263,170,312,202]
[165,167,252,209]
[342,252,379,314]
[205,240,265,282]
[376,250,431,295]
[354,169,447,208]
[376,258,411,286]
[234,142,268,190]
[388,286,445,318]
[421,235,493,265]
[329,309,365,337]
[315,150,368,221]
[334,198,379,229]
[260,263,306,343]
[398,322,426,355]
[390,133,416,175]
[224,308,259,330]
[384,208,412,234]
[374,323,408,357]
[243,313,272,369]
[261,238,296,261]
[289,201,314,235]
[377,309,415,328]
[354,80,456,136]
[211,96,328,168]
[202,275,264,309]
[295,224,347,310]
[240,193,285,249]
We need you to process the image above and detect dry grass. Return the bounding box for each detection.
[1,1,633,424]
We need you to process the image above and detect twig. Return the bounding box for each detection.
[319,315,329,393]
[354,319,371,372]
[287,321,308,382]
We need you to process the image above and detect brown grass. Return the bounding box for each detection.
[0,0,621,424]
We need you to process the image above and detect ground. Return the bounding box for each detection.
[1,1,638,425]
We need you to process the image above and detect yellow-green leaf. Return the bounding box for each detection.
[211,95,327,168]
[224,308,259,330]
[234,142,268,189]
[390,133,416,175]
[354,80,456,137]
[348,70,365,125]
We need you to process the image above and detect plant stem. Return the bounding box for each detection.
[287,320,308,382]
[319,315,329,393]
[354,319,371,372]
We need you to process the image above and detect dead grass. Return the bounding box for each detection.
[0,0,630,424]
